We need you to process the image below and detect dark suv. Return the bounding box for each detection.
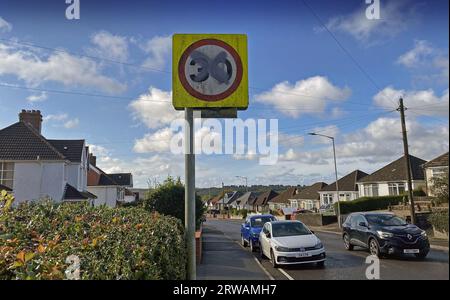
[342,212,430,259]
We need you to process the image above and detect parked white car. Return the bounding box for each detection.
[259,220,326,268]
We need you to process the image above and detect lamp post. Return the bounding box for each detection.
[235,176,248,192]
[309,133,342,228]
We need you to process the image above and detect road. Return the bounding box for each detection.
[200,219,449,280]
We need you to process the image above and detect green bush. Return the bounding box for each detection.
[429,210,449,233]
[143,177,205,230]
[336,195,404,215]
[0,200,186,280]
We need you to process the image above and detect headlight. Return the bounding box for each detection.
[377,231,393,239]
[274,246,290,252]
[314,242,324,250]
[421,230,427,237]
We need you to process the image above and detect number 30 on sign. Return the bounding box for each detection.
[172,34,248,110]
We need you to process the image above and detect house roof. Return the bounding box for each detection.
[97,173,119,186]
[0,122,66,161]
[210,194,223,205]
[108,173,133,186]
[235,192,258,207]
[47,139,85,163]
[270,187,299,204]
[321,170,369,192]
[358,155,426,183]
[254,190,279,206]
[63,184,92,200]
[424,152,449,168]
[0,184,12,192]
[293,182,328,200]
[224,191,242,205]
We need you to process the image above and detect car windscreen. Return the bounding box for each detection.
[366,214,408,226]
[272,222,311,237]
[251,216,275,228]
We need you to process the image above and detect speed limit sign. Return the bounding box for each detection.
[173,34,248,110]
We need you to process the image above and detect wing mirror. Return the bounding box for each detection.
[359,222,368,228]
[265,232,271,238]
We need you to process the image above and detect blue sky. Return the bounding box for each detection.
[0,0,448,188]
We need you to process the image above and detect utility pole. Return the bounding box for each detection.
[184,108,196,280]
[397,98,416,225]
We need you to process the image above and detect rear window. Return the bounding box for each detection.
[251,216,275,227]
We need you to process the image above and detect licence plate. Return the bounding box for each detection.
[295,252,312,258]
[404,249,420,254]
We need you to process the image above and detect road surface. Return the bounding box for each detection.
[200,219,449,280]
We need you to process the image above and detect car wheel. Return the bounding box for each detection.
[250,240,256,252]
[415,251,429,260]
[369,238,381,258]
[259,244,266,259]
[343,234,354,251]
[270,249,279,268]
[316,261,325,268]
[241,235,248,247]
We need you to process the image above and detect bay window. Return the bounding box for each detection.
[388,183,406,196]
[0,162,14,189]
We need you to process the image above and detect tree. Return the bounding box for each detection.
[143,177,205,229]
[431,171,449,205]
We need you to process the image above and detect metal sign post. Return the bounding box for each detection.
[184,107,196,280]
[173,34,248,281]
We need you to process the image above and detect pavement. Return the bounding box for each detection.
[198,218,449,280]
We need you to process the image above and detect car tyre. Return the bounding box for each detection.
[259,245,266,260]
[250,240,256,252]
[241,235,248,247]
[369,238,382,258]
[270,249,279,268]
[343,234,354,251]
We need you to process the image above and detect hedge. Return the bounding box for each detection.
[429,210,449,233]
[0,200,186,280]
[335,195,404,215]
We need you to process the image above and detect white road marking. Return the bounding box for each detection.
[253,256,275,281]
[279,268,294,280]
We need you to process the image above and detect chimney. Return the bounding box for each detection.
[19,110,43,133]
[89,154,97,167]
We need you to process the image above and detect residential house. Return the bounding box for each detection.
[357,155,427,197]
[109,173,134,203]
[232,191,258,210]
[0,110,95,205]
[252,190,278,212]
[224,191,243,208]
[319,170,369,207]
[290,182,328,211]
[268,187,300,210]
[423,152,448,197]
[87,156,132,208]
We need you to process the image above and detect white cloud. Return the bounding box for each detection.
[0,42,126,94]
[397,40,434,68]
[63,118,79,129]
[133,127,175,153]
[26,92,48,103]
[44,113,68,122]
[89,31,129,61]
[0,17,12,33]
[254,76,351,118]
[340,117,449,163]
[323,0,416,44]
[374,86,449,117]
[140,35,171,70]
[129,87,182,129]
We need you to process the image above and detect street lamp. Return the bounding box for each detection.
[309,133,342,228]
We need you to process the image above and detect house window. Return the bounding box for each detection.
[388,183,406,196]
[432,167,448,177]
[323,194,334,205]
[0,162,14,189]
[304,200,314,210]
[364,184,379,197]
[290,200,299,208]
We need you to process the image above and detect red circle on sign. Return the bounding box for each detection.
[178,39,243,102]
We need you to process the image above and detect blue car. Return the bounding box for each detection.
[241,214,276,252]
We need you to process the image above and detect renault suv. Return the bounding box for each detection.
[342,212,430,259]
